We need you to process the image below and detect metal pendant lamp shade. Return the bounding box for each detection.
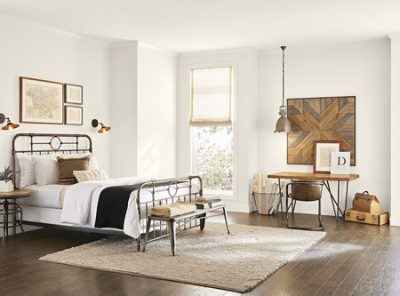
[274,46,292,133]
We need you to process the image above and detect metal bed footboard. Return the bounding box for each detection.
[135,176,203,250]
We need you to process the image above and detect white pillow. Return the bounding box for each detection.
[73,168,108,183]
[34,157,59,186]
[17,154,35,188]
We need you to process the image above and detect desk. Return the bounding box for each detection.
[267,172,359,219]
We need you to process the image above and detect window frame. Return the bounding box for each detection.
[189,64,237,200]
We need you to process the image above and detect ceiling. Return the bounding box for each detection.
[0,0,399,53]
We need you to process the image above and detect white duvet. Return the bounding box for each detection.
[61,177,151,238]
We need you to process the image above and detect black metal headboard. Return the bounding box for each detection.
[12,133,92,183]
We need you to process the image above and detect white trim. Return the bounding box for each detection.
[109,40,139,48]
[138,42,178,57]
[225,203,252,213]
[179,47,258,58]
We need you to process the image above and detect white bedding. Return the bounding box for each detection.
[19,184,70,209]
[20,177,199,238]
[60,177,198,238]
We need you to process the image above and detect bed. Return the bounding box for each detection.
[12,133,203,249]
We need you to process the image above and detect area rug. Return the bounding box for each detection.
[40,223,325,293]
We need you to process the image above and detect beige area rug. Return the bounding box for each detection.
[40,223,325,293]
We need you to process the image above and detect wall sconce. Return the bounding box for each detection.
[91,119,111,134]
[0,113,20,131]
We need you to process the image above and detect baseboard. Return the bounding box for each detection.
[390,217,400,226]
[225,203,251,213]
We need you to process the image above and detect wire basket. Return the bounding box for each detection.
[253,192,281,215]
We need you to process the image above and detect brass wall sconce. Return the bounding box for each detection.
[91,119,111,134]
[0,113,20,131]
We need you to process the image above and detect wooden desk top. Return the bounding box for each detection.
[267,172,360,182]
[0,189,32,199]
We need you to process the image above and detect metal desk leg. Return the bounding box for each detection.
[278,178,283,215]
[2,202,6,246]
[168,220,177,256]
[337,182,341,220]
[345,181,349,211]
[324,181,337,220]
[325,180,344,220]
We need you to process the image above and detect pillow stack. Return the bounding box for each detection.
[15,153,105,188]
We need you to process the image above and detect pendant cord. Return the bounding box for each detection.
[281,46,286,107]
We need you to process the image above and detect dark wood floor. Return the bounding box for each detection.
[1,212,399,296]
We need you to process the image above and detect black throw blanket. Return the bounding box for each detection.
[95,184,142,229]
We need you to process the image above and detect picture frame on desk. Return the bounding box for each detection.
[313,140,341,174]
[331,152,351,175]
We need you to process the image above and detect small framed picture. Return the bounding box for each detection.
[65,84,83,104]
[313,140,341,174]
[65,105,83,125]
[331,152,351,175]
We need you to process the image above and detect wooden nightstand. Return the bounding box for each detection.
[0,189,31,245]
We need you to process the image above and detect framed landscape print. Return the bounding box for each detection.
[287,96,356,166]
[65,105,83,125]
[65,84,83,104]
[20,77,64,124]
[313,141,341,173]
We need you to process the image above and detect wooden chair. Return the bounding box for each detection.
[285,181,324,231]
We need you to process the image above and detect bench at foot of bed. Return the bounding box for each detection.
[142,205,230,256]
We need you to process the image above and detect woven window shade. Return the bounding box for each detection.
[189,67,232,126]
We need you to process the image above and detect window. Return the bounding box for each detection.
[190,67,234,197]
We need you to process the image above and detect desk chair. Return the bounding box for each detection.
[285,181,324,231]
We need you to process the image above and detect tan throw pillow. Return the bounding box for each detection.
[73,168,108,183]
[57,156,90,185]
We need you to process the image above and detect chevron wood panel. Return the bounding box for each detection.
[287,96,356,165]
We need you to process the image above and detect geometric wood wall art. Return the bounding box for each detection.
[287,96,356,166]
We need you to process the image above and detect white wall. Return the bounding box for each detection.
[177,48,258,212]
[0,15,110,237]
[109,42,178,178]
[258,40,391,215]
[0,14,110,173]
[137,43,177,178]
[390,35,400,226]
[109,42,138,177]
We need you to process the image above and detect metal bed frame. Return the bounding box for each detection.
[12,133,203,250]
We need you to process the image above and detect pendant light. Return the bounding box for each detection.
[274,46,292,133]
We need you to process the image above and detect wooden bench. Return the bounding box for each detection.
[142,205,230,256]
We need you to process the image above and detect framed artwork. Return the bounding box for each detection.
[313,140,341,173]
[287,96,356,166]
[20,77,64,124]
[330,151,351,175]
[65,105,83,125]
[65,84,83,104]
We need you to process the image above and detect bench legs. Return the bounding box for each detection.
[168,221,177,256]
[142,217,152,252]
[223,207,230,234]
[143,207,230,256]
[199,213,206,231]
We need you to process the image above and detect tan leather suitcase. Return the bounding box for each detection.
[345,209,389,225]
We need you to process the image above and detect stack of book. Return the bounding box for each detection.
[195,196,224,209]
